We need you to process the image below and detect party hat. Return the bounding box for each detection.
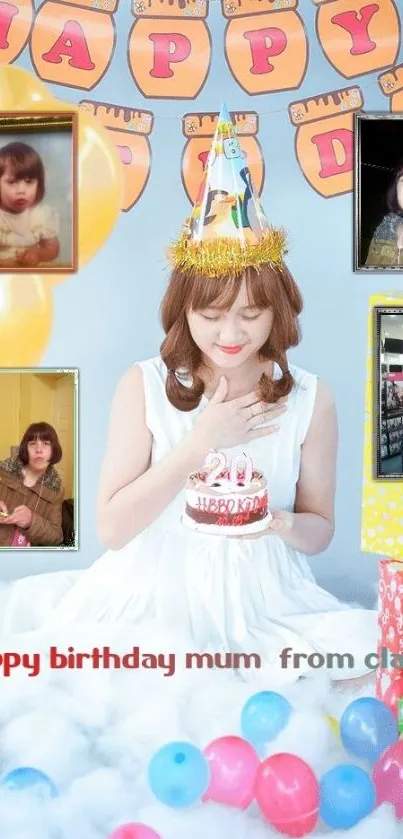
[170,103,286,278]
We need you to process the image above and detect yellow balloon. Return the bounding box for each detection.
[0,66,123,284]
[75,107,122,269]
[325,714,340,741]
[0,275,53,365]
[0,66,56,110]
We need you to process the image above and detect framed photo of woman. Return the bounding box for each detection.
[374,306,403,478]
[0,111,78,274]
[355,113,403,272]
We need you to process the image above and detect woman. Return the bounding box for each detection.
[0,421,64,547]
[366,161,403,267]
[0,110,377,688]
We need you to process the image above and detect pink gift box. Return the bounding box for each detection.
[376,558,403,703]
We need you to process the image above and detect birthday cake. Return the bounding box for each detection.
[182,451,272,536]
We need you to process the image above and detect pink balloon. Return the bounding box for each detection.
[372,739,403,818]
[202,735,260,809]
[107,825,161,839]
[255,753,319,837]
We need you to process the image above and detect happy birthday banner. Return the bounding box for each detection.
[4,0,400,92]
[2,0,402,210]
[78,75,392,211]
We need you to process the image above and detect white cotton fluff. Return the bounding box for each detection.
[0,621,398,839]
[0,710,92,787]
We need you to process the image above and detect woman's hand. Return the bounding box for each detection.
[228,510,294,540]
[194,376,287,449]
[17,246,40,267]
[4,505,33,529]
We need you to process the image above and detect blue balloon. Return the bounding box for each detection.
[340,697,398,764]
[320,763,376,829]
[1,767,58,799]
[241,691,292,750]
[148,742,210,807]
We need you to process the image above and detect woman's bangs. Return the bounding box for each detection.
[27,433,51,444]
[187,272,243,311]
[186,267,276,312]
[6,156,38,181]
[244,267,275,309]
[26,427,51,444]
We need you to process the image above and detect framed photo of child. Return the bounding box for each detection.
[374,306,403,479]
[355,113,403,272]
[0,111,77,274]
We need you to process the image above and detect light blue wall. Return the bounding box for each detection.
[2,2,401,606]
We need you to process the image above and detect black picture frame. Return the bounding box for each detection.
[354,112,403,273]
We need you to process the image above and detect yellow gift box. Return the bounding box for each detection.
[361,292,403,558]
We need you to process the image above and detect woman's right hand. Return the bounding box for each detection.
[194,375,287,450]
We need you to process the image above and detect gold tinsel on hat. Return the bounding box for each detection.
[168,227,287,278]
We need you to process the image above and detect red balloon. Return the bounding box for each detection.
[107,825,161,839]
[255,753,319,837]
[383,675,403,716]
[372,739,403,818]
[202,735,260,809]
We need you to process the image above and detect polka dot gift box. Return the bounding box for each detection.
[361,292,403,707]
[376,558,403,706]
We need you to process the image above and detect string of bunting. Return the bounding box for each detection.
[80,74,392,209]
[129,78,381,121]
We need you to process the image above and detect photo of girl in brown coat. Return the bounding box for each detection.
[0,422,64,547]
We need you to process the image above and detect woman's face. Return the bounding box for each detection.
[397,174,403,211]
[0,163,38,213]
[27,437,52,470]
[187,278,273,369]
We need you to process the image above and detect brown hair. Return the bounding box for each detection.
[19,422,62,465]
[0,142,45,207]
[160,263,303,412]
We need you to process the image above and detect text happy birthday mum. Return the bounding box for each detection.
[0,647,401,677]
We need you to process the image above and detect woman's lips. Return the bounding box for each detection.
[217,345,244,355]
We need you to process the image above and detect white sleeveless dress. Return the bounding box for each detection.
[0,356,378,686]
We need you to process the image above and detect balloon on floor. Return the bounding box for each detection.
[340,696,398,764]
[148,741,210,808]
[144,692,402,836]
[1,766,58,799]
[107,825,162,839]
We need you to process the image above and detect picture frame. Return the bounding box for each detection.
[354,112,403,272]
[0,367,79,550]
[374,305,403,479]
[0,111,78,274]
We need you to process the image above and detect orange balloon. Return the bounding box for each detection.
[0,275,53,365]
